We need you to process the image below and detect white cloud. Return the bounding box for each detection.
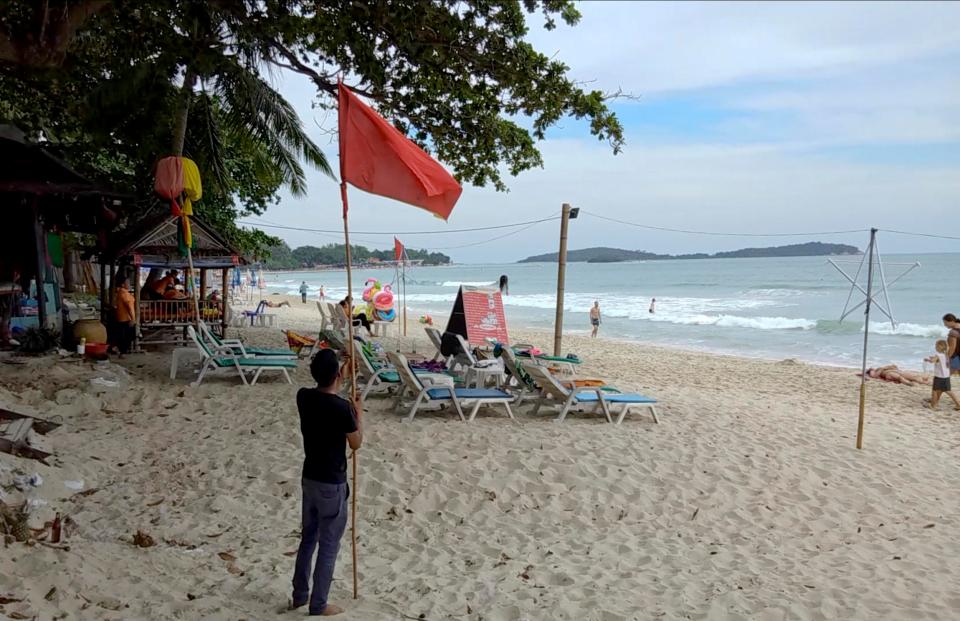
[260,137,959,261]
[253,2,960,262]
[531,1,960,95]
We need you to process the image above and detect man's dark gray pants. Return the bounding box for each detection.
[292,479,348,614]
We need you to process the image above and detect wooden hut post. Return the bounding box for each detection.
[133,263,141,351]
[31,201,47,329]
[99,262,107,323]
[200,268,207,300]
[221,267,229,336]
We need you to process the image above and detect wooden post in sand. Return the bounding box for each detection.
[221,267,229,336]
[553,203,573,357]
[856,228,878,449]
[133,264,141,351]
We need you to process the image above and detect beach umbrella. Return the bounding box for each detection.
[336,80,462,598]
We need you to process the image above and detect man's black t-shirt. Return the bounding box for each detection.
[296,388,357,484]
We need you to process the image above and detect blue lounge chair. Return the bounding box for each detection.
[387,352,516,422]
[523,362,659,424]
[186,326,296,386]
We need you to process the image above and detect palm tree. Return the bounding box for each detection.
[85,1,332,199]
[167,3,333,192]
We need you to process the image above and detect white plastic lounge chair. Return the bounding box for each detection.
[387,352,515,422]
[424,326,446,362]
[332,302,365,333]
[499,347,540,403]
[186,326,296,386]
[453,334,504,388]
[317,301,331,333]
[229,304,247,327]
[198,321,296,359]
[353,341,452,398]
[522,362,659,424]
[515,349,581,377]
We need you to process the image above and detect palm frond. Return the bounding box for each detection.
[191,86,231,192]
[215,59,334,182]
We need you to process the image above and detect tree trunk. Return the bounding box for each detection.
[0,1,109,68]
[171,69,197,155]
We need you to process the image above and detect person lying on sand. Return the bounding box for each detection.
[263,299,290,308]
[865,365,931,386]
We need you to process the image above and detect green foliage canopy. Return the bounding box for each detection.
[0,0,623,255]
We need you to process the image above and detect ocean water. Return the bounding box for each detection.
[261,253,958,370]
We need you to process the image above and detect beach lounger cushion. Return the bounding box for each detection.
[377,370,400,383]
[214,357,297,368]
[245,346,298,356]
[426,387,513,400]
[572,392,657,404]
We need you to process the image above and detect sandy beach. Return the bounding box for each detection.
[2,297,959,620]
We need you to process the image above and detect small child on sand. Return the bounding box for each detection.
[925,340,960,411]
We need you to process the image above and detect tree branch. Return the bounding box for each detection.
[601,86,642,102]
[264,41,381,100]
[264,42,336,96]
[0,0,110,67]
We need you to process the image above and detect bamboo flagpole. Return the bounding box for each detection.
[336,80,463,600]
[340,175,360,602]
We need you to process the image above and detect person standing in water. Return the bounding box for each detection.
[649,298,656,314]
[590,301,601,338]
[299,281,309,304]
[318,285,326,302]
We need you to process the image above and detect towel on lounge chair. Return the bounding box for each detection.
[285,330,318,354]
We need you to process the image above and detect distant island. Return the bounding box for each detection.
[519,242,861,263]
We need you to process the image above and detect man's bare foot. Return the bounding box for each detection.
[311,603,344,616]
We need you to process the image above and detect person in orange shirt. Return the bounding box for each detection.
[149,270,178,299]
[112,275,137,355]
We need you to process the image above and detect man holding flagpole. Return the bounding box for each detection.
[293,79,462,608]
[290,350,363,616]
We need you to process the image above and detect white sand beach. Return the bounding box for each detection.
[2,299,959,620]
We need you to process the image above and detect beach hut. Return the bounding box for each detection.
[100,213,247,347]
[0,125,129,338]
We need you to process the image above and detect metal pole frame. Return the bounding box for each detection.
[856,228,878,450]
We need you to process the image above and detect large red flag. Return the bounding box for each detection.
[338,84,462,220]
[394,237,404,262]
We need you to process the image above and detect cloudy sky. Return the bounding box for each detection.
[246,1,960,262]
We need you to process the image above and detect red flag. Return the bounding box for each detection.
[338,84,462,220]
[394,237,404,262]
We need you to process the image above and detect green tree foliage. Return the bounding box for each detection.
[264,242,449,269]
[0,0,623,253]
